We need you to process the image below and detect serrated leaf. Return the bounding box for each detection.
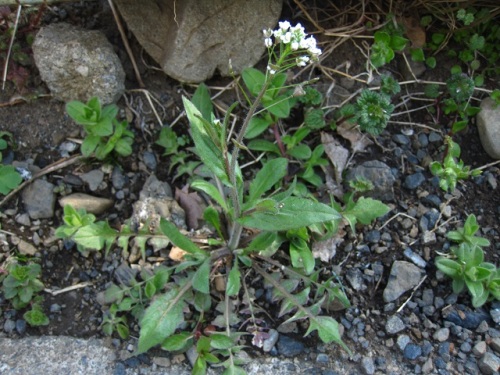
[248,158,287,202]
[192,257,211,294]
[278,287,310,317]
[239,197,341,231]
[137,289,186,353]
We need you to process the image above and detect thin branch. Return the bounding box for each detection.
[2,4,21,90]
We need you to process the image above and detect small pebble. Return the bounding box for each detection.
[403,343,422,360]
[433,328,450,342]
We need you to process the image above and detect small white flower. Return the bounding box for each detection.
[291,41,300,50]
[264,37,273,48]
[281,31,292,44]
[296,55,310,66]
[263,28,273,38]
[278,21,291,31]
[267,65,276,75]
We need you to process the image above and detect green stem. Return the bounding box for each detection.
[227,80,271,251]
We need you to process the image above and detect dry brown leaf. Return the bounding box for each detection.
[321,132,349,184]
[401,16,426,48]
[336,122,373,154]
[312,225,346,262]
[175,185,204,230]
[169,246,188,261]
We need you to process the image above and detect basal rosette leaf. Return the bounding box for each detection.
[137,289,186,353]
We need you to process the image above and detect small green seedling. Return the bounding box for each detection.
[0,131,22,195]
[66,97,134,160]
[435,215,496,307]
[2,262,44,310]
[430,137,481,192]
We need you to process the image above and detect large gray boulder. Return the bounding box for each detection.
[113,0,282,82]
[33,23,125,104]
[477,97,500,160]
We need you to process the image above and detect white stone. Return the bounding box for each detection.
[477,98,500,159]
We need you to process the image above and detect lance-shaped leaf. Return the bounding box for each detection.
[238,197,341,231]
[248,157,288,202]
[137,289,186,353]
[160,218,206,257]
[183,97,229,184]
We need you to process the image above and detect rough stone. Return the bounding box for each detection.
[433,328,450,342]
[361,356,375,375]
[403,172,426,190]
[80,170,105,192]
[476,97,500,159]
[22,179,56,219]
[345,160,396,201]
[473,341,488,356]
[277,335,305,357]
[403,343,422,360]
[59,193,114,215]
[478,352,500,374]
[113,0,282,83]
[383,261,424,302]
[385,315,405,335]
[32,23,125,104]
[18,240,38,256]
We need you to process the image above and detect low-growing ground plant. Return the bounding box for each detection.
[0,131,22,195]
[66,96,134,160]
[57,21,390,374]
[435,214,498,307]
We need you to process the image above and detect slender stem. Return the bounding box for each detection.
[227,81,270,251]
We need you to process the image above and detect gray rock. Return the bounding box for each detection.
[361,356,375,375]
[59,193,114,215]
[383,261,424,302]
[479,352,500,374]
[18,240,38,256]
[490,338,500,354]
[346,268,365,291]
[140,175,173,200]
[400,52,426,80]
[142,151,157,171]
[421,231,436,245]
[473,341,488,356]
[15,213,31,226]
[80,170,105,191]
[403,343,422,360]
[345,160,396,201]
[262,329,279,352]
[433,328,450,342]
[32,23,125,104]
[477,97,500,159]
[385,315,405,335]
[113,0,282,83]
[3,319,15,334]
[403,247,427,268]
[277,335,305,357]
[403,172,425,190]
[396,334,411,350]
[22,179,56,219]
[111,167,127,190]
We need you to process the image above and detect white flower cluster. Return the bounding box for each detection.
[263,21,322,67]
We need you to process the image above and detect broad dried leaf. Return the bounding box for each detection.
[169,246,188,261]
[175,185,204,230]
[336,123,373,154]
[312,227,346,262]
[401,16,426,48]
[321,132,349,184]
